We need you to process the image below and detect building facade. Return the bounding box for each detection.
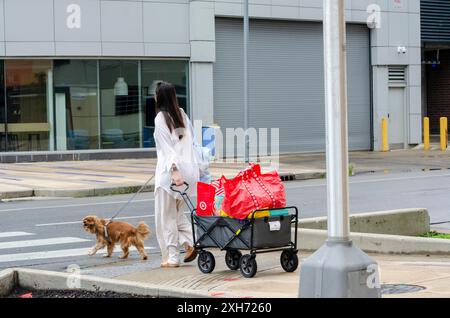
[421,0,450,135]
[0,0,421,156]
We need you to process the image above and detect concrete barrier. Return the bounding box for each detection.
[299,208,430,236]
[298,229,450,255]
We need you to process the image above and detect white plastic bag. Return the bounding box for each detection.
[193,141,212,183]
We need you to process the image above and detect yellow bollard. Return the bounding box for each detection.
[381,117,389,152]
[424,117,430,151]
[441,117,448,151]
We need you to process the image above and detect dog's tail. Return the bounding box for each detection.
[136,222,151,241]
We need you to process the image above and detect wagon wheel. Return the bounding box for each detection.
[239,254,257,278]
[197,251,215,274]
[225,250,242,271]
[280,250,299,273]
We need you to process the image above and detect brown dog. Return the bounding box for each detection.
[82,215,150,260]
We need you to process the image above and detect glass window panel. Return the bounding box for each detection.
[100,60,140,149]
[141,60,188,148]
[54,60,99,150]
[0,61,5,152]
[5,60,52,152]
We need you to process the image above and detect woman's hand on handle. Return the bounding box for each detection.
[171,166,184,186]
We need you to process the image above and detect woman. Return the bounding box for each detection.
[153,81,198,268]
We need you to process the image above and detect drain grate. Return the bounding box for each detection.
[381,284,426,295]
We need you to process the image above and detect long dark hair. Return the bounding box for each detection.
[155,82,185,140]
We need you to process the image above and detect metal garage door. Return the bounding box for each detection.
[213,18,371,153]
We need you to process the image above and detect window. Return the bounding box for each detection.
[0,59,189,153]
[5,60,52,152]
[141,60,189,148]
[54,60,99,150]
[100,60,140,149]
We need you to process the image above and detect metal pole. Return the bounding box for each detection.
[299,0,380,298]
[324,0,350,241]
[244,0,249,163]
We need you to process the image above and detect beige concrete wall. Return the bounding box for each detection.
[299,208,430,236]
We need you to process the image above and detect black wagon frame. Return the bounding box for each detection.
[171,183,299,278]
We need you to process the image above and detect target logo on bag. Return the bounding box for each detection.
[197,182,216,216]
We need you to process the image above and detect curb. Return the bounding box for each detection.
[1,268,210,298]
[0,190,34,200]
[0,269,15,297]
[32,184,155,198]
[279,171,326,182]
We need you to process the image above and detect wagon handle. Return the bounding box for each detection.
[170,182,190,195]
[170,182,196,215]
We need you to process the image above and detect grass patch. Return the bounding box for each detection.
[421,231,450,239]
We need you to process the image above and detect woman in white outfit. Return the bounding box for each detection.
[153,82,199,268]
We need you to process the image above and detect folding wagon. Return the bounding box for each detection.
[172,183,299,278]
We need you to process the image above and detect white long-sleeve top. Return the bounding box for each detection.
[154,108,199,198]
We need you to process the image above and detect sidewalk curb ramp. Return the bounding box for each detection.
[0,268,210,298]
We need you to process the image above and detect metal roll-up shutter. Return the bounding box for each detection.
[421,0,450,43]
[213,18,371,153]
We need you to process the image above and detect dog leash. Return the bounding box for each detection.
[104,175,155,241]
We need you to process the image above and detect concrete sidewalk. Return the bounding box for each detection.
[1,148,450,199]
[115,251,450,298]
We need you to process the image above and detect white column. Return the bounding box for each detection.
[55,93,67,151]
[47,69,55,151]
[189,0,215,125]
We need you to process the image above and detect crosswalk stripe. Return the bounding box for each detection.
[0,232,34,239]
[35,215,154,227]
[0,246,156,263]
[0,237,90,250]
[35,212,190,227]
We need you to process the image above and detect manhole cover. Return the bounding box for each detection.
[381,284,426,295]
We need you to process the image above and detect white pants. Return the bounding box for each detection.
[155,188,194,264]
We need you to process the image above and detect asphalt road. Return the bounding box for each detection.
[1,169,450,277]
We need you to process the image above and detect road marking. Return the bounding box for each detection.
[0,246,156,263]
[0,232,34,239]
[36,215,154,227]
[35,212,191,227]
[0,198,155,213]
[0,237,90,250]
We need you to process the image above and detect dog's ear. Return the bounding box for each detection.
[94,217,106,230]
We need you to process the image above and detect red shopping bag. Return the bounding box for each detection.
[196,182,216,216]
[221,163,286,220]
